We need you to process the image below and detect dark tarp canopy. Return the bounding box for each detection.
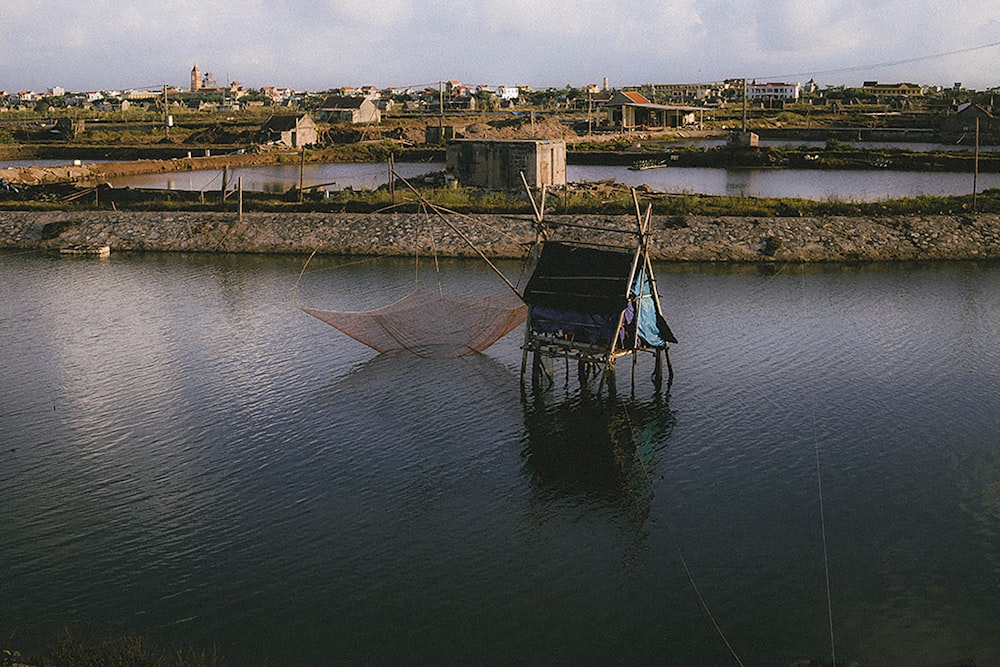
[521,241,676,349]
[522,242,635,313]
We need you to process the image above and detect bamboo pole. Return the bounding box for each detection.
[395,172,522,298]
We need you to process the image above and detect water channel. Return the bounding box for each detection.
[2,251,999,665]
[5,137,999,201]
[71,162,993,202]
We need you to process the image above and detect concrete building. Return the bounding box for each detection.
[446,139,567,190]
[318,95,381,124]
[261,114,318,147]
[746,81,801,103]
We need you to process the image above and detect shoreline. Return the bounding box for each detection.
[2,210,999,262]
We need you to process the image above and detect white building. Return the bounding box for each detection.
[746,81,801,103]
[496,85,519,101]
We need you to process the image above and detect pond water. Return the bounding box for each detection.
[2,251,999,665]
[84,161,998,202]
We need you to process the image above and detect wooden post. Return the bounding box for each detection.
[221,166,228,203]
[238,177,243,220]
[388,154,395,204]
[299,148,305,203]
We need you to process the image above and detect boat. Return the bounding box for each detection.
[59,244,110,257]
[627,158,670,171]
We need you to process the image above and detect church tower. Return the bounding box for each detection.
[190,64,201,92]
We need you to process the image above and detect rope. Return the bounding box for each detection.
[291,248,319,307]
[635,398,740,665]
[674,541,745,666]
[393,172,523,298]
[815,443,837,665]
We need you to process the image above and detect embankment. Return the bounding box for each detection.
[0,153,297,186]
[2,210,1000,262]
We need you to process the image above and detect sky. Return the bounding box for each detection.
[3,0,1000,94]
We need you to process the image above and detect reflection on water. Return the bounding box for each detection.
[88,160,1000,201]
[521,389,675,522]
[104,161,445,193]
[724,169,758,197]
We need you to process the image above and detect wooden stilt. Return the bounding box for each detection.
[665,346,674,385]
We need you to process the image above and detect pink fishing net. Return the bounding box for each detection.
[301,289,527,358]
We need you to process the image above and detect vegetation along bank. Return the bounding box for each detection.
[2,210,999,262]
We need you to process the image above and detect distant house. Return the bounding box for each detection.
[261,113,318,147]
[54,117,85,139]
[496,85,519,102]
[603,91,700,131]
[318,96,381,124]
[101,99,132,113]
[940,103,998,142]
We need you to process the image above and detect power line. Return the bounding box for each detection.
[752,40,1000,83]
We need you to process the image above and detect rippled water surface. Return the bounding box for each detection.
[95,161,1000,201]
[2,252,1000,666]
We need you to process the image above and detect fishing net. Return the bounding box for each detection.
[301,288,527,358]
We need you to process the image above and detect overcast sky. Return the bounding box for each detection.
[3,0,1000,93]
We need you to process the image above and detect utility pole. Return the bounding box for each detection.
[587,91,593,137]
[163,84,169,139]
[742,78,748,133]
[438,80,444,134]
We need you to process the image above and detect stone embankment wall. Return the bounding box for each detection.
[2,210,1000,262]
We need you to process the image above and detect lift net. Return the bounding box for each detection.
[301,288,527,358]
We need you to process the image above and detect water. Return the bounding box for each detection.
[664,137,1000,153]
[571,164,998,201]
[92,161,999,201]
[2,252,1000,666]
[100,161,446,195]
[6,155,998,200]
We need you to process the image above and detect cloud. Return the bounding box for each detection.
[1,0,998,91]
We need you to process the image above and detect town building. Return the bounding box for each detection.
[940,102,998,142]
[603,91,700,130]
[746,81,801,103]
[318,95,381,124]
[260,114,318,147]
[646,82,719,103]
[861,82,926,97]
